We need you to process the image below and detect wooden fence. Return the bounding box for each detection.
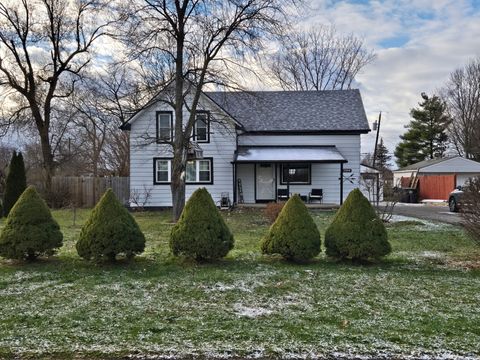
[52,176,130,208]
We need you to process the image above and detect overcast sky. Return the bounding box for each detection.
[289,0,480,164]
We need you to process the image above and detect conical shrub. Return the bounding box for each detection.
[3,151,27,217]
[170,188,234,261]
[76,189,145,262]
[0,186,63,261]
[261,194,321,262]
[325,188,391,261]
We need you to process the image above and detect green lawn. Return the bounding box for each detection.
[0,208,479,359]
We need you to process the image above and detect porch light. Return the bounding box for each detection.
[289,168,296,175]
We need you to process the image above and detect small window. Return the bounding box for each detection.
[157,112,172,142]
[155,159,171,183]
[281,163,310,184]
[194,112,209,142]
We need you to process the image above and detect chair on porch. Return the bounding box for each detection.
[308,188,323,203]
[277,188,289,201]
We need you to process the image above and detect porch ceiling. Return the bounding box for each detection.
[234,146,347,163]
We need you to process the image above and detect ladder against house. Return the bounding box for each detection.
[237,178,244,204]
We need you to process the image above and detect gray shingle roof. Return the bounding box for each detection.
[204,89,370,132]
[397,157,457,171]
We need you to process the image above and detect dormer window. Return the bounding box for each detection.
[157,111,173,143]
[193,112,209,143]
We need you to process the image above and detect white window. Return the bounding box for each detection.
[157,112,172,142]
[198,160,211,182]
[155,159,171,183]
[186,159,212,183]
[186,160,196,182]
[154,158,212,184]
[194,112,209,142]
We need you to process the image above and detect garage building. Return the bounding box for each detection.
[393,156,480,201]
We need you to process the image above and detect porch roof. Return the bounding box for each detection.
[234,146,347,163]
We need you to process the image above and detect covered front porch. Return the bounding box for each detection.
[233,146,348,205]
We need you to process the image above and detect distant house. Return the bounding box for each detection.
[393,156,480,200]
[121,87,371,207]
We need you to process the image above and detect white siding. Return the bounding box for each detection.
[457,173,480,186]
[238,134,361,203]
[129,95,236,207]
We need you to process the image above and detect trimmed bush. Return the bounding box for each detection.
[325,188,391,261]
[170,188,234,261]
[261,194,321,262]
[76,189,145,262]
[3,151,27,217]
[0,186,63,261]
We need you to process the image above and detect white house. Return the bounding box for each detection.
[122,88,371,207]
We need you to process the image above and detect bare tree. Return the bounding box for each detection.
[443,57,480,161]
[68,64,138,178]
[461,176,480,246]
[0,0,115,193]
[123,0,292,220]
[266,25,375,91]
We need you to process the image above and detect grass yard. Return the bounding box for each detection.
[0,208,479,359]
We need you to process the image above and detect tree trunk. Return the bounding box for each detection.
[171,152,186,221]
[38,125,55,194]
[171,19,186,222]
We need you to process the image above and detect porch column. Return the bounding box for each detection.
[232,162,237,204]
[340,162,344,205]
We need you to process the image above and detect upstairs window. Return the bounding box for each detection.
[157,112,173,142]
[193,112,209,143]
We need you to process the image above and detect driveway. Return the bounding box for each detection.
[391,203,462,225]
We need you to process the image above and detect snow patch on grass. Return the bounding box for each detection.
[233,303,273,318]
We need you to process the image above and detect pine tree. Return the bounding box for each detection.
[374,138,391,170]
[3,151,27,217]
[0,186,63,261]
[261,194,321,262]
[76,189,145,262]
[325,189,390,261]
[394,93,450,168]
[170,188,234,261]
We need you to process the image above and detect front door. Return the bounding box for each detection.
[256,163,275,201]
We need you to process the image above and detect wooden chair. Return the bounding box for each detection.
[308,188,323,203]
[277,188,289,201]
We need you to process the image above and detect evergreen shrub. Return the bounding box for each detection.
[261,194,321,262]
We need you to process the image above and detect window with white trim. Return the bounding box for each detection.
[155,159,171,183]
[157,112,172,142]
[198,159,211,182]
[193,112,209,142]
[186,159,212,183]
[155,158,212,184]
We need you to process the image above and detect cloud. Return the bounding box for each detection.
[294,0,480,166]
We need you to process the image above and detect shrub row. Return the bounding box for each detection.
[0,187,391,263]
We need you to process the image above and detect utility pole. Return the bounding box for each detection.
[372,111,382,169]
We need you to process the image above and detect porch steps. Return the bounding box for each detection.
[235,203,339,210]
